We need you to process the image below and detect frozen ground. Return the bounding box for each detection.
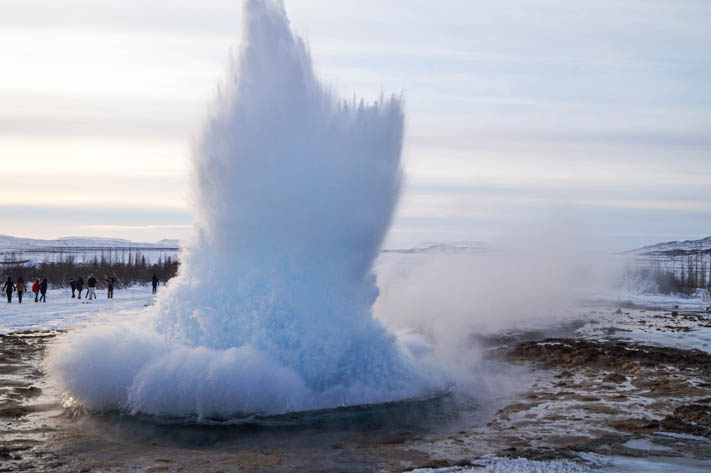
[575,304,711,354]
[592,289,711,312]
[413,454,711,472]
[2,279,711,472]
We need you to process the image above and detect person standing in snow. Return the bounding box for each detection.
[151,274,159,294]
[39,278,48,303]
[69,278,76,298]
[32,279,40,302]
[87,274,97,300]
[16,277,26,304]
[105,276,115,299]
[3,277,15,303]
[76,276,83,300]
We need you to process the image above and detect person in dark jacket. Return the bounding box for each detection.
[151,274,159,294]
[76,277,84,300]
[3,277,15,303]
[39,278,48,303]
[16,277,26,304]
[87,274,97,300]
[69,278,76,298]
[105,276,115,299]
[32,279,40,302]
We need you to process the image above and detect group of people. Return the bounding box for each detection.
[68,275,97,300]
[3,277,48,303]
[3,273,160,303]
[67,274,121,300]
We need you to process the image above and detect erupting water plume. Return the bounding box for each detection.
[49,0,439,419]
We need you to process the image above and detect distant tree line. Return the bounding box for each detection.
[1,251,179,289]
[632,253,711,295]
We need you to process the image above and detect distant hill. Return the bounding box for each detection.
[625,236,711,257]
[0,235,179,250]
[384,241,490,254]
[0,235,180,266]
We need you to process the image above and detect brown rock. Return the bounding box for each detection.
[603,373,627,384]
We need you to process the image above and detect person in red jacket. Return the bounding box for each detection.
[32,279,40,303]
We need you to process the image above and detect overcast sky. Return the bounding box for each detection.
[1,0,710,250]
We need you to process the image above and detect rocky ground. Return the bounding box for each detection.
[1,308,710,472]
[0,331,65,471]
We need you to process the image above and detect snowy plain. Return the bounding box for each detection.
[0,286,155,334]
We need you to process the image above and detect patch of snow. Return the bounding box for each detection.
[621,439,673,451]
[415,454,711,473]
[614,327,711,355]
[591,290,710,311]
[599,456,711,472]
[412,456,594,472]
[655,432,711,442]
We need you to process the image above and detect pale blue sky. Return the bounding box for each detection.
[1,0,710,250]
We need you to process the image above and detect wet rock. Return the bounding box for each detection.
[0,401,32,418]
[410,459,472,471]
[380,430,418,444]
[12,386,42,398]
[0,364,23,374]
[610,403,711,438]
[581,404,619,415]
[603,373,627,384]
[498,338,711,373]
[496,446,579,461]
[672,402,711,426]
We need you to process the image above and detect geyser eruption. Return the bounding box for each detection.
[49,0,438,419]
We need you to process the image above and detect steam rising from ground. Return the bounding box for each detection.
[49,0,440,419]
[373,222,608,384]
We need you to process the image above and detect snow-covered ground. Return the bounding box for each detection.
[613,325,711,354]
[0,286,156,334]
[413,454,711,472]
[574,302,711,354]
[593,288,711,312]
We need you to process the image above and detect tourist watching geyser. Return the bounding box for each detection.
[16,277,25,304]
[3,277,15,303]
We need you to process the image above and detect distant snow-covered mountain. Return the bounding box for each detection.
[0,235,180,265]
[0,235,179,250]
[625,236,711,257]
[385,241,490,254]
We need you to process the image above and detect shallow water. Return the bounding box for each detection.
[64,392,488,452]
